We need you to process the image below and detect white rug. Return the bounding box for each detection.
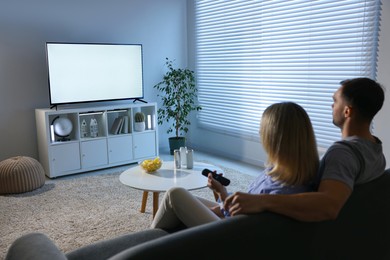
[0,164,256,259]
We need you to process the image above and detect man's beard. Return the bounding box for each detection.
[332,118,343,129]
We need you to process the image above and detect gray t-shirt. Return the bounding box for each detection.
[319,136,386,190]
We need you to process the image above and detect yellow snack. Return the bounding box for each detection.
[140,157,162,173]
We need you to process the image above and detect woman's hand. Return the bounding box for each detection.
[207,172,228,200]
[207,171,223,191]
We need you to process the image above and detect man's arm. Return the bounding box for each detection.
[224,179,352,222]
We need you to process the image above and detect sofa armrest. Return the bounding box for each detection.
[5,232,67,260]
[66,229,168,260]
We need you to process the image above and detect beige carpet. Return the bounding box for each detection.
[0,164,256,259]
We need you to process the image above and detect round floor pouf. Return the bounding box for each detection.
[0,156,46,195]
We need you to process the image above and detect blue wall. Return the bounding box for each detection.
[0,0,187,160]
[1,0,389,168]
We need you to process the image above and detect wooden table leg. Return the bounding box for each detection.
[140,191,148,213]
[140,191,159,218]
[152,192,159,218]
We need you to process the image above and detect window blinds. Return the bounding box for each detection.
[195,0,381,148]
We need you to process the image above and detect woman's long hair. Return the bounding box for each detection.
[260,102,319,186]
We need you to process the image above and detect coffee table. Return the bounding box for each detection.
[119,161,223,217]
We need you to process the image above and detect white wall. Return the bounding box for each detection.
[188,1,390,169]
[0,0,187,161]
[375,0,390,169]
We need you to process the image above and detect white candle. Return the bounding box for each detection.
[147,115,152,130]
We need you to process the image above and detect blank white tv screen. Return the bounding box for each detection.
[46,42,144,105]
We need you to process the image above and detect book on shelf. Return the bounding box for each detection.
[121,116,129,134]
[116,118,124,134]
[110,117,123,135]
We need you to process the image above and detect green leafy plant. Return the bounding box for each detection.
[134,112,145,123]
[153,58,202,138]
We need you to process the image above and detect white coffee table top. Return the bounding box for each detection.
[119,161,223,192]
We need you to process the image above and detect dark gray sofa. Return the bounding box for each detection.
[6,169,390,260]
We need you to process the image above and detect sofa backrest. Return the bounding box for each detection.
[311,168,390,259]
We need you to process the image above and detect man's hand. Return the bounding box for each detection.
[209,205,225,218]
[224,192,264,216]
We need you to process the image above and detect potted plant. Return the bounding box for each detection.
[154,58,202,155]
[134,112,145,132]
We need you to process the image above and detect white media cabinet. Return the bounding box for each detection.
[35,102,158,178]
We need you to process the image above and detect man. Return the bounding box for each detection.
[224,77,386,222]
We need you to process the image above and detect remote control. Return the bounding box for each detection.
[202,168,230,186]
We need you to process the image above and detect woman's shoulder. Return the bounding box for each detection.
[248,168,314,194]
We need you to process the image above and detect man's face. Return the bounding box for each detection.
[332,86,348,128]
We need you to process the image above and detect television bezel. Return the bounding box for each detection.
[45,42,145,106]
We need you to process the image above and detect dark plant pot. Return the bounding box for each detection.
[168,137,186,155]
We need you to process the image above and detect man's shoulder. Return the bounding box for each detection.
[327,136,382,152]
[321,136,386,186]
[325,141,355,157]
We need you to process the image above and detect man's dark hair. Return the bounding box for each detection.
[339,77,385,121]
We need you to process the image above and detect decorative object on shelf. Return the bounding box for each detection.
[52,117,73,141]
[80,119,88,138]
[139,157,162,173]
[153,58,202,155]
[134,112,146,132]
[89,118,98,138]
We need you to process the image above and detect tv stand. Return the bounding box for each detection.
[35,102,158,178]
[132,98,147,103]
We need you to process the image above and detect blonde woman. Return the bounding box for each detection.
[248,101,319,194]
[151,102,319,230]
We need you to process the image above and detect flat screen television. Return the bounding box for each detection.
[46,42,144,106]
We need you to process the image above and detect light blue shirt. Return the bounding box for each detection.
[247,168,315,195]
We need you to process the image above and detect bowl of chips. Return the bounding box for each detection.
[139,157,163,173]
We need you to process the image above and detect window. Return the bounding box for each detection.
[195,0,381,149]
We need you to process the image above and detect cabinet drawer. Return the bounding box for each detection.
[108,135,133,164]
[80,139,108,169]
[133,132,157,159]
[49,142,81,177]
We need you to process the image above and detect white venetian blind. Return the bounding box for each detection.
[195,0,381,148]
